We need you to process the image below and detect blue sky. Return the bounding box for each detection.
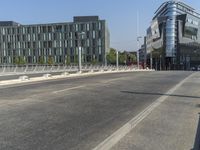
[0,0,200,51]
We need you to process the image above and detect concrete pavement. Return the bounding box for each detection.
[111,72,200,150]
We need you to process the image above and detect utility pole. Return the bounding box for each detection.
[116,51,119,70]
[160,55,162,70]
[78,32,85,73]
[137,36,142,69]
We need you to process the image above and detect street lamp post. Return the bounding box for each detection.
[150,44,153,70]
[78,32,85,73]
[116,51,119,70]
[137,36,142,69]
[160,55,162,71]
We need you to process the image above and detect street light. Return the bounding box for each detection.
[116,51,119,70]
[78,32,86,73]
[137,36,142,69]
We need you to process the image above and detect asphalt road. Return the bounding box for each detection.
[0,71,193,150]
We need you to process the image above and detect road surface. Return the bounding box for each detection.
[0,71,196,150]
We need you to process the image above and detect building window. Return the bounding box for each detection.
[27,27,31,34]
[54,41,56,47]
[33,42,36,48]
[69,25,73,31]
[92,23,96,30]
[64,25,68,32]
[38,41,41,48]
[32,27,36,33]
[2,28,5,35]
[75,24,78,31]
[98,39,101,46]
[33,34,36,41]
[99,47,102,54]
[64,40,67,47]
[48,26,52,32]
[44,34,46,41]
[42,26,47,33]
[93,31,96,39]
[37,27,41,33]
[22,27,25,34]
[87,24,90,31]
[81,24,84,31]
[98,31,102,38]
[38,34,41,40]
[87,39,90,47]
[28,34,31,41]
[55,25,62,32]
[93,39,96,47]
[48,41,52,48]
[49,33,52,40]
[99,22,101,30]
[17,28,20,34]
[18,42,20,49]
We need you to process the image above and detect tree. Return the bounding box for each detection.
[14,56,26,65]
[47,56,54,65]
[74,55,78,64]
[129,53,137,63]
[119,52,127,65]
[107,48,116,65]
[91,58,98,65]
[39,56,45,64]
[66,55,71,65]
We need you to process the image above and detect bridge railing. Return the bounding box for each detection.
[0,64,138,75]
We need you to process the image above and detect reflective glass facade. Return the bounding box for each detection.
[146,1,200,70]
[0,16,110,65]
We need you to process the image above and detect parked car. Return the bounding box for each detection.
[197,65,200,71]
[191,67,196,71]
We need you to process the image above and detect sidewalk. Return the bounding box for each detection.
[0,69,153,86]
[111,72,200,150]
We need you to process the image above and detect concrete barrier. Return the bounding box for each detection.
[43,74,52,78]
[19,75,29,81]
[61,72,69,76]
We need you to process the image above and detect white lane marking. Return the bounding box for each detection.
[53,85,85,94]
[92,73,195,150]
[102,77,126,84]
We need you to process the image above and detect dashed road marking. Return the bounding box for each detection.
[53,85,85,94]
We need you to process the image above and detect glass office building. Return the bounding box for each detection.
[146,1,200,70]
[0,16,110,65]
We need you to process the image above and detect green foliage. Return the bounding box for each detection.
[119,52,127,65]
[106,48,137,65]
[74,55,78,64]
[14,56,26,65]
[66,55,71,65]
[39,56,45,64]
[129,53,137,63]
[106,48,116,64]
[91,58,98,65]
[47,56,54,65]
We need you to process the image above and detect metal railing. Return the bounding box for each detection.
[0,64,139,76]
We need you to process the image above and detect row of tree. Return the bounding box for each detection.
[13,56,99,65]
[13,48,137,65]
[106,48,137,65]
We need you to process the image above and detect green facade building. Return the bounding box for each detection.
[0,16,110,65]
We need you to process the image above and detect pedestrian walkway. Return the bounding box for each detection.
[111,72,200,150]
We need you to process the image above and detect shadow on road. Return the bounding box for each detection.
[192,113,200,150]
[121,91,200,99]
